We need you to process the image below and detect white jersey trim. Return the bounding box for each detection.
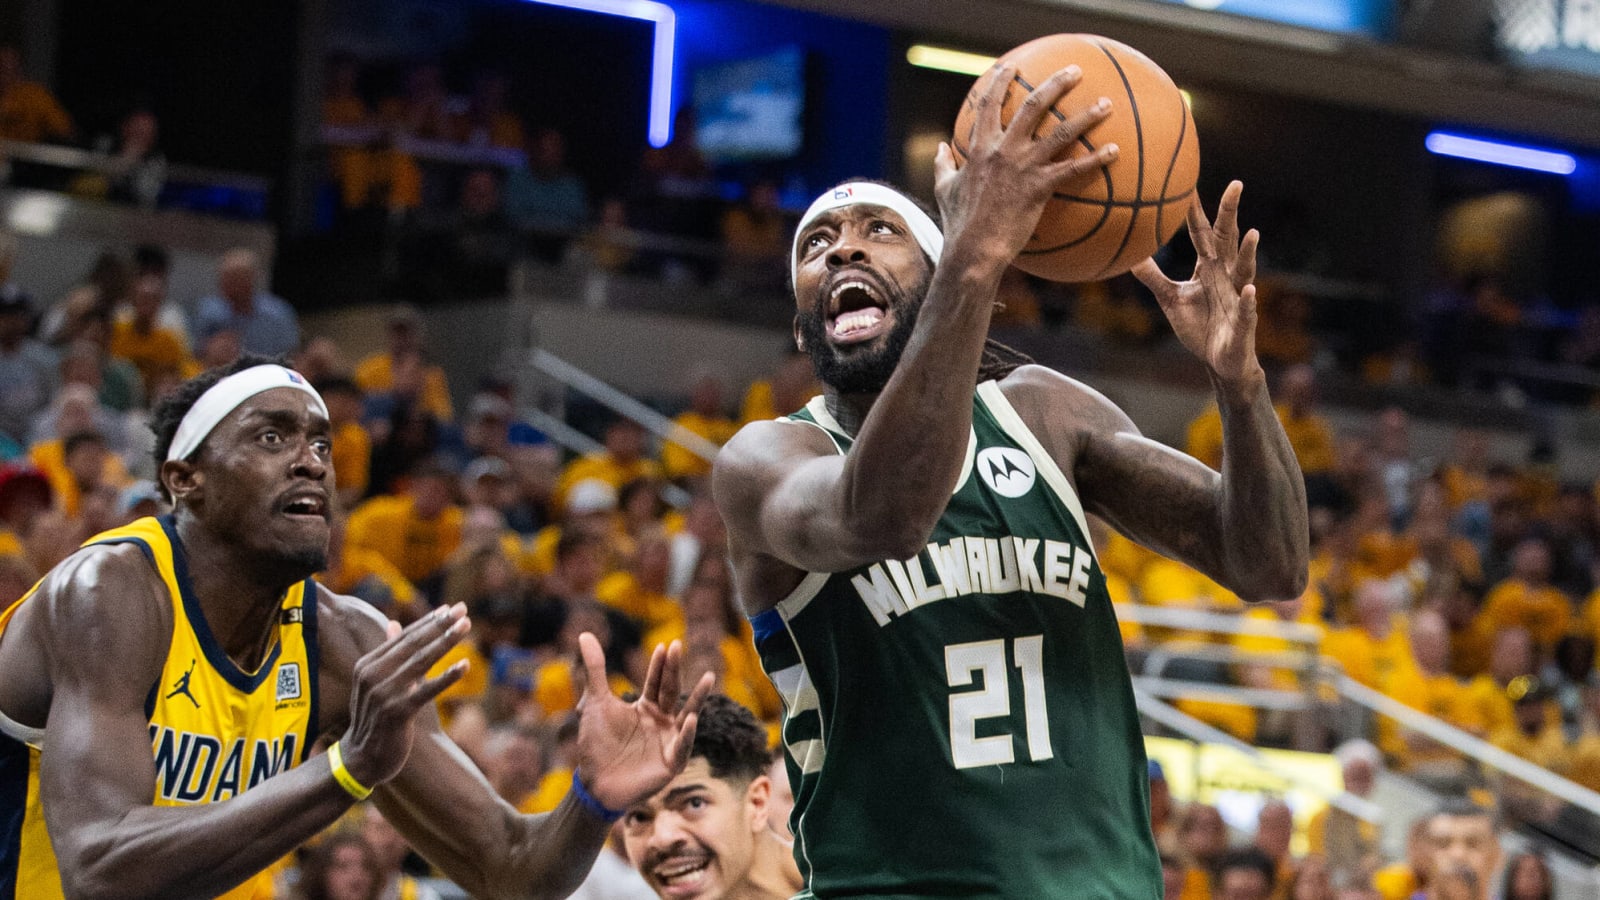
[798,395,977,495]
[975,380,1098,562]
[0,703,44,748]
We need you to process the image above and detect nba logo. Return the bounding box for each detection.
[285,370,304,385]
[834,189,852,200]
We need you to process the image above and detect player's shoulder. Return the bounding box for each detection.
[997,363,1136,434]
[23,542,172,673]
[313,583,390,657]
[715,416,839,479]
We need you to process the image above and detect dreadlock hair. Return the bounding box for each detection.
[149,353,284,500]
[807,178,1036,386]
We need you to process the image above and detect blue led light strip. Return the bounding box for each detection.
[523,0,676,148]
[1425,131,1577,176]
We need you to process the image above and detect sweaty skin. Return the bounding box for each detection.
[714,64,1309,615]
[0,385,712,900]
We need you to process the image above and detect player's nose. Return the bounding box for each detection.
[826,228,869,268]
[289,439,327,481]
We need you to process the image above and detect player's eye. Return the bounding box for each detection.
[311,438,332,455]
[802,230,830,253]
[259,430,282,445]
[871,220,896,234]
[685,796,707,810]
[623,811,648,827]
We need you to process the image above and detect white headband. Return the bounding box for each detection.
[791,182,944,285]
[167,365,329,462]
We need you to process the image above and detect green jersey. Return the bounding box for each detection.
[751,382,1159,899]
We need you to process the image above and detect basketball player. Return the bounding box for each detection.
[621,695,802,900]
[0,356,713,899]
[713,65,1309,897]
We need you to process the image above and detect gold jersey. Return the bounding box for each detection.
[0,515,319,900]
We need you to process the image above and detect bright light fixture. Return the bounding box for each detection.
[1425,131,1577,176]
[524,0,676,148]
[906,44,996,77]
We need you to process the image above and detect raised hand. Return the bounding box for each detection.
[935,64,1118,267]
[1131,181,1263,388]
[339,603,472,787]
[573,633,714,811]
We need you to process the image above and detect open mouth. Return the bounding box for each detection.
[279,492,329,522]
[652,856,712,895]
[826,275,890,345]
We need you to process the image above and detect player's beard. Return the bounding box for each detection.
[796,271,929,395]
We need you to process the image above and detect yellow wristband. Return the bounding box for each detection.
[327,741,373,801]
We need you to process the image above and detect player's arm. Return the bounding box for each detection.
[35,546,469,900]
[320,591,710,900]
[1009,185,1308,602]
[713,65,1118,574]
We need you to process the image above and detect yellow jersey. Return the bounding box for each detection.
[0,516,319,900]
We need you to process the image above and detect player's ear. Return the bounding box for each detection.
[745,774,772,833]
[792,316,805,353]
[161,457,203,504]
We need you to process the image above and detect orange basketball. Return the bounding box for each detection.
[951,34,1199,283]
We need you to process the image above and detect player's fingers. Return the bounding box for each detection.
[669,711,700,770]
[386,620,402,641]
[638,641,667,708]
[678,671,715,727]
[1186,196,1216,259]
[973,64,1014,141]
[657,641,685,717]
[578,631,612,698]
[1235,228,1260,290]
[360,604,465,680]
[376,613,471,697]
[405,660,469,712]
[1214,180,1244,240]
[1006,65,1082,147]
[1130,258,1174,298]
[1036,96,1109,163]
[1045,141,1118,186]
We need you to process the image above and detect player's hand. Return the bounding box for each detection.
[934,63,1118,267]
[573,634,714,812]
[338,603,472,788]
[1131,181,1263,391]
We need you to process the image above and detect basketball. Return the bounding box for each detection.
[951,34,1200,283]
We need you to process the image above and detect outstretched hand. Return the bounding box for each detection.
[1131,181,1263,389]
[572,633,714,812]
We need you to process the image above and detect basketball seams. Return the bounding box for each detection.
[1091,41,1144,281]
[1154,93,1191,255]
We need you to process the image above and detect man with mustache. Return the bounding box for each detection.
[0,354,712,899]
[621,695,801,899]
[713,63,1309,898]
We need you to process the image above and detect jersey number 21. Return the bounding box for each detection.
[945,635,1053,770]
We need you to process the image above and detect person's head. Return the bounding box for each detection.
[385,305,423,355]
[130,273,166,323]
[358,804,410,875]
[1555,633,1595,683]
[688,373,724,418]
[619,477,666,529]
[217,248,260,305]
[1353,578,1395,636]
[0,552,37,606]
[481,724,547,803]
[460,168,501,217]
[1510,678,1552,737]
[1501,849,1552,900]
[530,128,566,173]
[1509,537,1551,585]
[1279,364,1318,415]
[564,477,618,526]
[553,530,607,596]
[462,456,513,510]
[150,356,333,579]
[622,695,775,899]
[1178,801,1228,863]
[1217,847,1277,900]
[632,532,672,591]
[314,377,363,427]
[62,431,108,491]
[134,243,170,277]
[201,329,243,368]
[1412,608,1451,675]
[299,832,382,900]
[1490,626,1535,685]
[603,418,647,464]
[1376,406,1410,458]
[1427,799,1502,895]
[1290,854,1334,900]
[0,464,51,532]
[1147,759,1173,825]
[1255,800,1293,862]
[790,181,939,396]
[405,460,456,520]
[1334,739,1381,798]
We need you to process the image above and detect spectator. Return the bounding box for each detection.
[314,377,371,507]
[717,179,788,296]
[461,393,513,462]
[1499,849,1552,900]
[553,417,660,512]
[1177,802,1230,899]
[366,398,442,497]
[322,52,370,129]
[479,724,549,812]
[1478,537,1571,655]
[1307,740,1382,878]
[662,372,736,483]
[1373,407,1419,529]
[503,128,590,264]
[0,286,56,445]
[359,805,442,900]
[1275,364,1336,479]
[109,272,196,400]
[1217,847,1279,900]
[596,530,679,632]
[425,590,523,728]
[192,248,300,357]
[30,356,130,451]
[1290,854,1336,900]
[1465,626,1536,737]
[1372,818,1433,900]
[293,335,347,385]
[42,250,133,347]
[336,128,423,220]
[1254,286,1316,368]
[354,306,454,422]
[739,346,818,424]
[73,108,166,207]
[1185,399,1225,471]
[1542,634,1595,739]
[1488,678,1566,770]
[666,489,724,598]
[291,832,383,900]
[452,70,524,149]
[345,459,462,586]
[531,599,633,717]
[0,548,35,606]
[1254,800,1297,895]
[521,476,621,578]
[0,45,73,144]
[1423,800,1502,900]
[0,463,50,561]
[1393,609,1485,780]
[317,514,420,623]
[197,327,243,370]
[378,61,452,141]
[446,168,518,298]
